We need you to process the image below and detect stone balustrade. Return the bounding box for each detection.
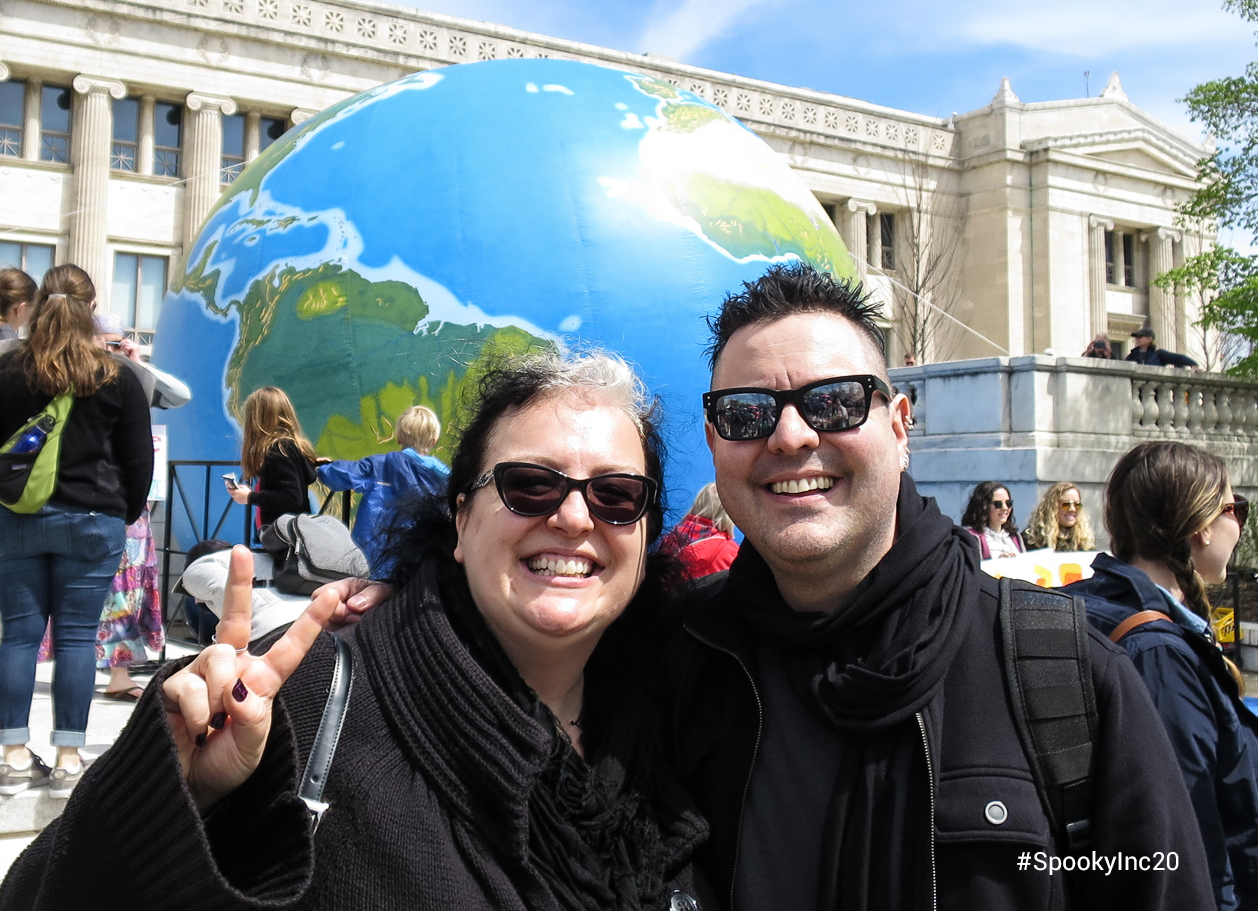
[891,356,1258,534]
[1129,372,1258,445]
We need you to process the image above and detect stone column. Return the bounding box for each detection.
[1087,215,1113,341]
[138,96,155,175]
[841,199,877,277]
[22,79,41,161]
[244,110,261,161]
[0,62,10,158]
[1143,227,1180,348]
[68,76,125,296]
[1172,235,1189,353]
[183,92,237,248]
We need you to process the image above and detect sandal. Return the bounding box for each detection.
[102,686,144,701]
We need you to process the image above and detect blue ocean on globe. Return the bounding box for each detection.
[151,58,854,529]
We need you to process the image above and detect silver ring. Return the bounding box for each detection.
[209,636,248,655]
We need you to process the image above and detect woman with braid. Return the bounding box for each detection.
[1067,441,1258,911]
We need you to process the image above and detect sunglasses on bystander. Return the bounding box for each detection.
[1221,494,1249,530]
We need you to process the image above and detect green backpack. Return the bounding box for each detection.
[0,390,74,514]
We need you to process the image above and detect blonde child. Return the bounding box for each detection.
[317,405,449,574]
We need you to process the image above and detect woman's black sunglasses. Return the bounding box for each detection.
[468,462,657,526]
[703,374,892,442]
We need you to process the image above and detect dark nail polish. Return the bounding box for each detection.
[209,712,226,730]
[195,733,207,748]
[232,679,248,703]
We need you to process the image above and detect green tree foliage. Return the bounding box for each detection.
[1157,0,1258,374]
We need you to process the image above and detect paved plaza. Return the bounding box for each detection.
[0,642,195,876]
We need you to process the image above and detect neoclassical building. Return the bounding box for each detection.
[0,0,1211,362]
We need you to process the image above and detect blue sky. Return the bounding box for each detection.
[399,0,1252,139]
[397,0,1256,247]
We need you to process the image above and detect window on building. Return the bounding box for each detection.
[40,85,71,164]
[221,113,245,184]
[0,241,55,282]
[113,252,167,331]
[1104,229,1141,289]
[259,116,286,153]
[154,102,182,177]
[0,79,24,158]
[880,212,896,272]
[111,97,139,172]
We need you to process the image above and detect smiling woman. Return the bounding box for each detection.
[1022,480,1094,552]
[961,480,1024,559]
[0,349,709,911]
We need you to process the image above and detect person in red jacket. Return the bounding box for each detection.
[664,483,739,578]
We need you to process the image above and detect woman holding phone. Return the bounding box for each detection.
[227,386,318,532]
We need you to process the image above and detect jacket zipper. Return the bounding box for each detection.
[916,711,937,911]
[684,625,763,911]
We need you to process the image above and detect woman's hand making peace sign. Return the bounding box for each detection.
[161,545,338,810]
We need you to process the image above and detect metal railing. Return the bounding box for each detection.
[157,459,352,656]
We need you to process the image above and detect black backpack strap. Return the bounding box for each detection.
[298,634,354,831]
[999,577,1097,850]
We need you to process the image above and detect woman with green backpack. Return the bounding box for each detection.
[0,265,152,797]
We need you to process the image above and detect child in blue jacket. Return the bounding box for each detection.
[317,405,449,575]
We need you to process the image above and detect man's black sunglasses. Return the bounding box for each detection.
[703,374,893,442]
[468,462,657,526]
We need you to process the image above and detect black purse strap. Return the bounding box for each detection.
[298,634,354,831]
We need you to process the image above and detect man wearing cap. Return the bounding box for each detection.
[1125,326,1201,369]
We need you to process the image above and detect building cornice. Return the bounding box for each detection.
[1023,127,1203,174]
[9,0,957,159]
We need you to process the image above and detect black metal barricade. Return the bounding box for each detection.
[157,460,352,658]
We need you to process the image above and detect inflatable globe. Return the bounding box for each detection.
[152,58,854,524]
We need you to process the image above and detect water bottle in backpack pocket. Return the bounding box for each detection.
[0,392,74,513]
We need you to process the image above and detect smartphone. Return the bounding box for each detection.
[105,339,123,349]
[222,473,240,490]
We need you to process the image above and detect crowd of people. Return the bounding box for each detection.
[0,259,1254,910]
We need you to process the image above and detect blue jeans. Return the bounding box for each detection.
[0,505,126,748]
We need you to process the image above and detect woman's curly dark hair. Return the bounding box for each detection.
[961,480,1019,536]
[375,347,685,766]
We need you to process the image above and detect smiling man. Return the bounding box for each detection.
[668,262,1213,910]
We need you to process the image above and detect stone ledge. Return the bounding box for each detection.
[0,789,66,836]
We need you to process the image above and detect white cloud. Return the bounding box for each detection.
[637,0,782,61]
[922,0,1250,57]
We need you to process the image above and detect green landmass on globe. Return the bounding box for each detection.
[174,242,549,465]
[627,74,852,278]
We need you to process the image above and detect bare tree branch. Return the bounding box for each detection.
[884,150,966,364]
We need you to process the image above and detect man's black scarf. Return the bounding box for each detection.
[731,473,980,909]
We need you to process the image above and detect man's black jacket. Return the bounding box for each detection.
[665,571,1214,910]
